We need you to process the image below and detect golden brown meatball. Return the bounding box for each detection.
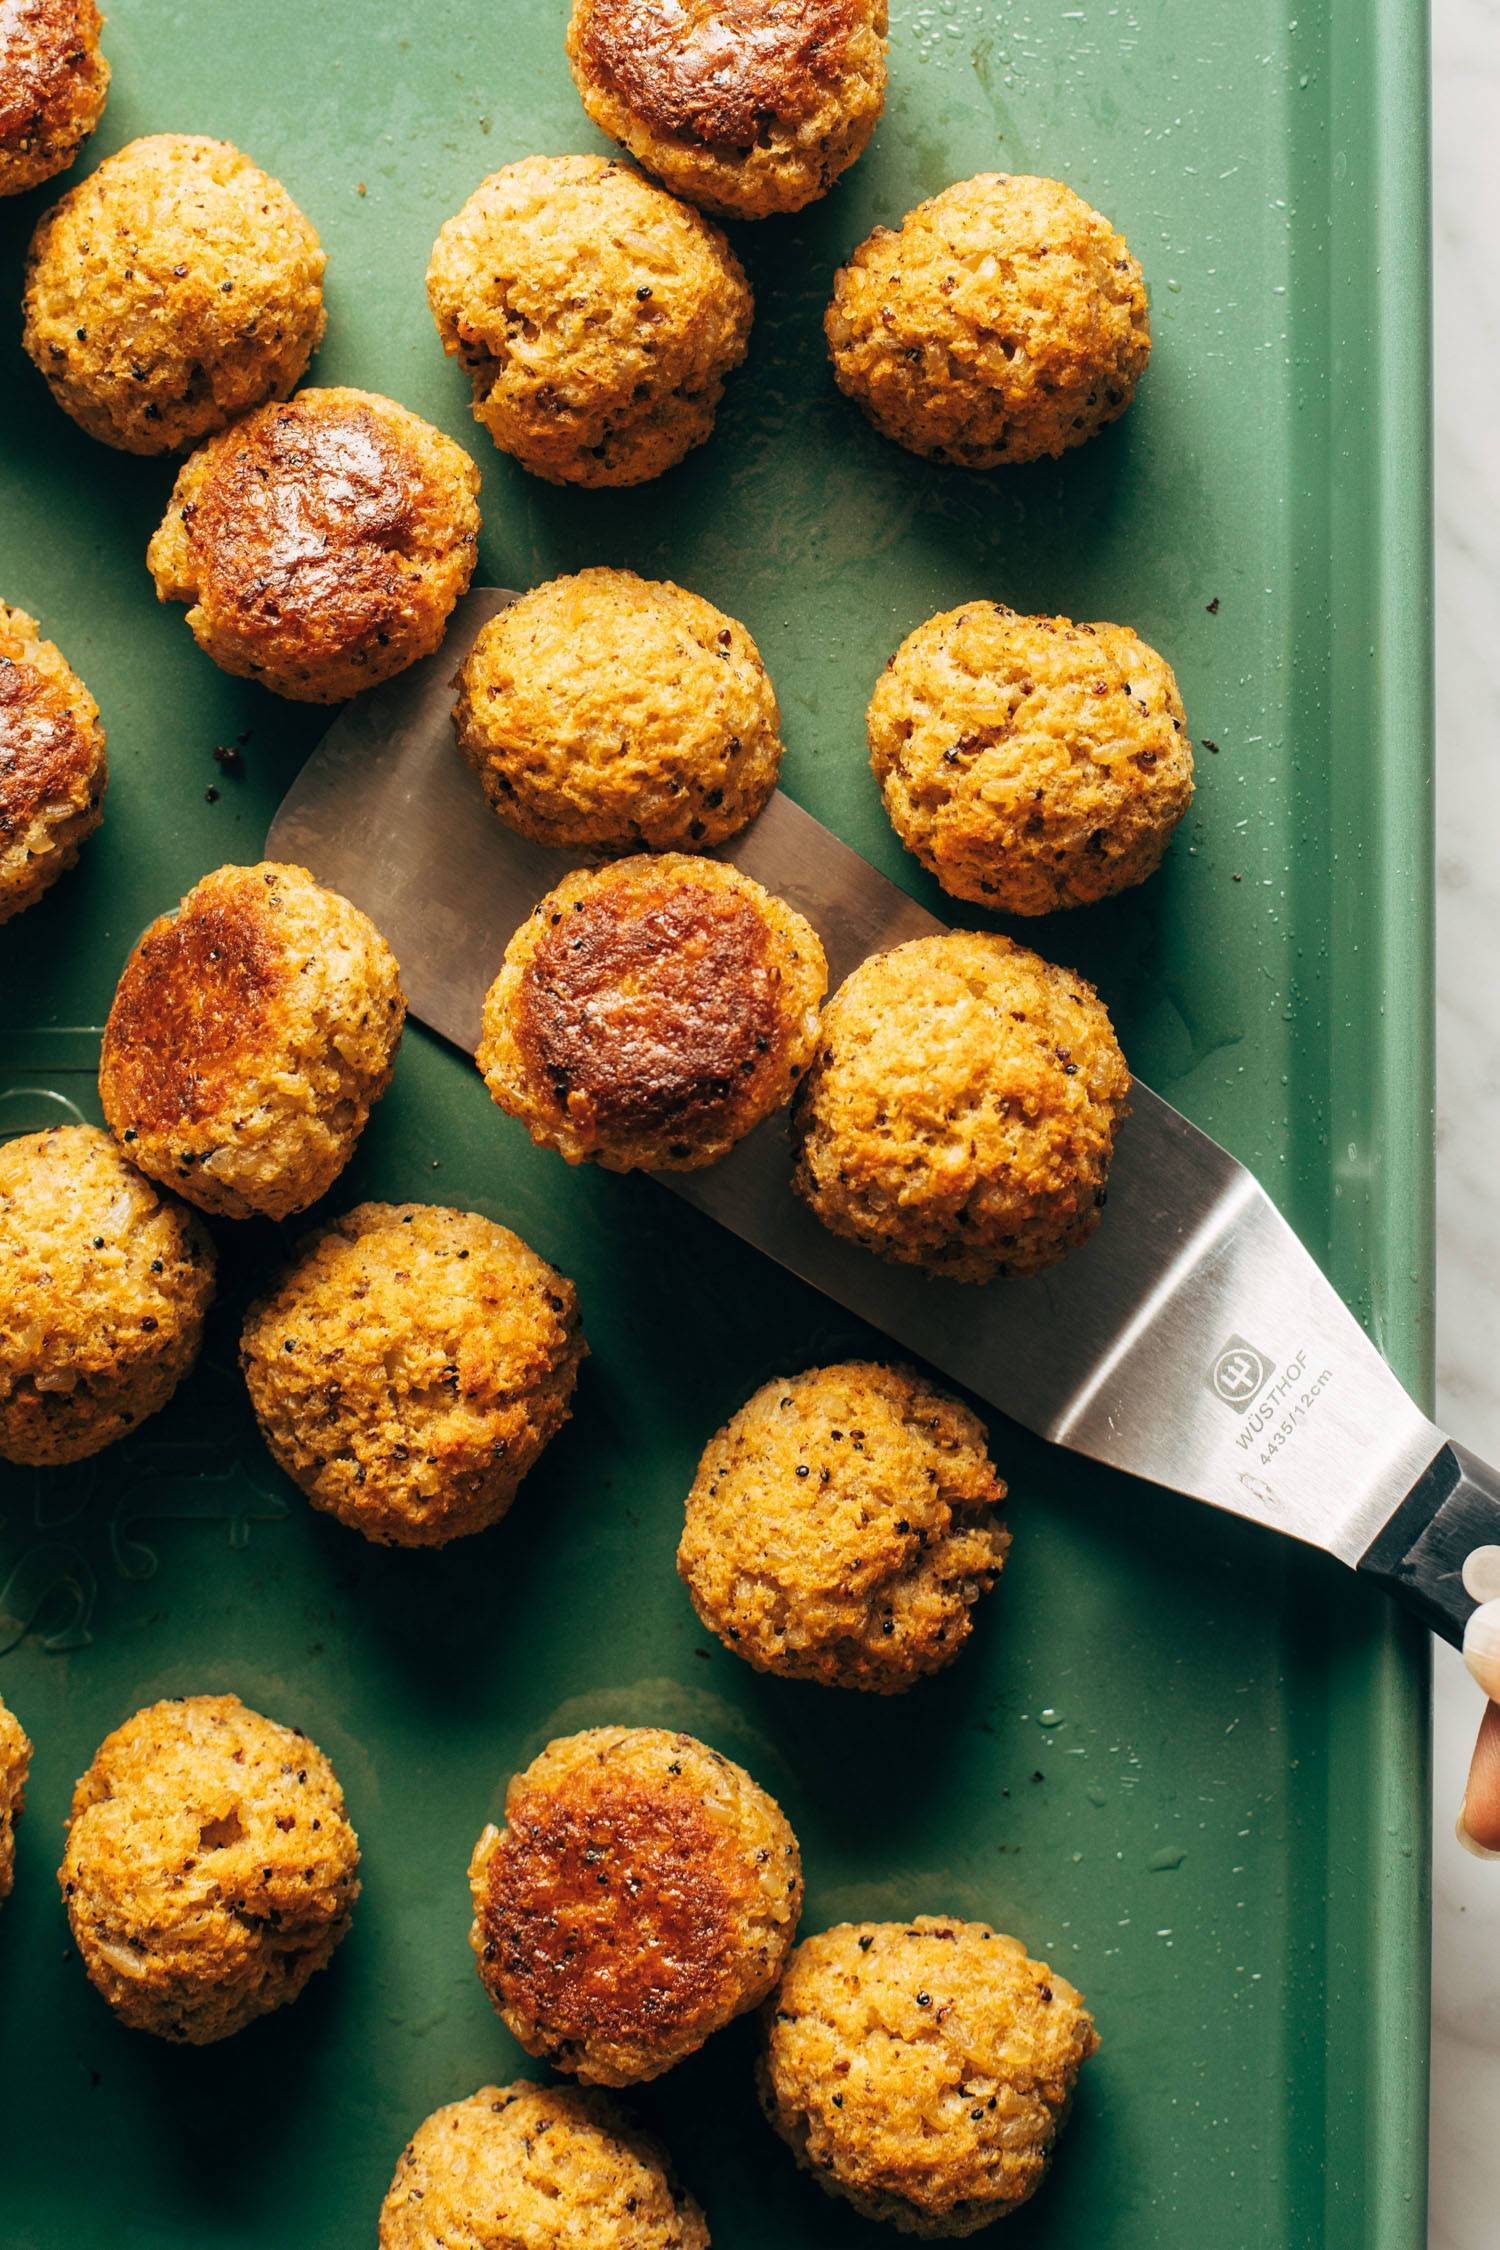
[427,154,752,487]
[0,1125,215,1466]
[0,0,108,197]
[241,1203,585,1548]
[566,0,887,220]
[678,1362,1008,1691]
[379,2083,709,2250]
[790,931,1129,1281]
[455,569,783,852]
[826,173,1150,468]
[0,1693,31,1905]
[869,603,1193,914]
[99,862,405,1222]
[478,854,826,1173]
[469,1725,802,2086]
[146,387,480,703]
[22,134,325,454]
[60,1693,360,2044]
[761,1917,1098,2234]
[0,601,106,925]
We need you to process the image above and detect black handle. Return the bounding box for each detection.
[1358,1441,1500,1646]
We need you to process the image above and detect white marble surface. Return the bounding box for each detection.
[1430,0,1500,2240]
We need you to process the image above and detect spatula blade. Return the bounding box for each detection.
[268,589,1441,1567]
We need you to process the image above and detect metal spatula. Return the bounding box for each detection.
[267,587,1500,1660]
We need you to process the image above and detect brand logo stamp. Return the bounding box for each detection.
[1206,1335,1275,1412]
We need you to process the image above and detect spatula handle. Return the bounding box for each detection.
[1359,1441,1500,1650]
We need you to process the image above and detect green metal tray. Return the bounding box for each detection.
[0,0,1434,2242]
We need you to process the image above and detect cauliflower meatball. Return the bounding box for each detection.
[241,1203,585,1548]
[0,1125,215,1466]
[826,173,1150,468]
[0,0,108,197]
[427,154,752,486]
[566,0,887,220]
[1,601,106,925]
[455,569,783,852]
[0,1694,31,1904]
[60,1693,360,2044]
[22,134,325,454]
[99,862,405,1222]
[790,931,1129,1281]
[147,387,480,703]
[379,2083,709,2250]
[478,854,826,1173]
[469,1726,802,2085]
[761,1917,1098,2234]
[678,1362,1008,1691]
[869,603,1193,914]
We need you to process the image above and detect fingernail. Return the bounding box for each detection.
[1463,1598,1500,1699]
[1456,1809,1500,1861]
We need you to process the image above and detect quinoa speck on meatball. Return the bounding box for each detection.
[679,1362,1008,1691]
[379,2082,709,2250]
[147,387,480,703]
[60,1693,359,2044]
[0,0,109,197]
[23,134,325,454]
[761,1917,1098,2234]
[791,930,1129,1281]
[566,0,888,220]
[478,854,826,1173]
[469,1725,802,2085]
[241,1203,585,1548]
[826,173,1149,468]
[455,569,783,852]
[427,153,752,487]
[0,601,106,925]
[869,602,1193,913]
[99,861,405,1222]
[0,1125,214,1466]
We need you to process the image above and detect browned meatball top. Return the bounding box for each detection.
[515,870,780,1137]
[101,877,293,1141]
[185,397,435,666]
[1,643,93,839]
[575,0,867,146]
[475,1764,755,2054]
[0,0,103,154]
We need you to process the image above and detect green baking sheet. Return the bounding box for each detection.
[0,0,1433,2242]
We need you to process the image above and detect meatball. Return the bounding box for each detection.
[455,569,783,852]
[790,931,1129,1281]
[146,387,480,703]
[427,154,752,487]
[99,861,405,1222]
[241,1203,585,1548]
[0,1125,215,1467]
[0,600,106,925]
[825,173,1150,468]
[566,0,887,220]
[379,2083,709,2250]
[477,854,826,1173]
[469,1726,802,2085]
[0,0,108,197]
[0,1693,31,1905]
[761,1917,1098,2234]
[22,134,325,455]
[868,603,1193,914]
[678,1362,1008,1692]
[60,1693,360,2044]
